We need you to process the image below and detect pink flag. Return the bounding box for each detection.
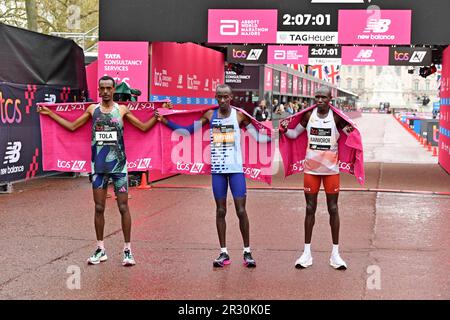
[158,106,274,184]
[38,102,164,172]
[279,104,365,185]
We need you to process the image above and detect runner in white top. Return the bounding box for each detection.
[281,86,354,270]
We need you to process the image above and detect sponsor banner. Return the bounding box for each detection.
[264,67,273,91]
[227,45,267,64]
[287,74,293,95]
[338,10,411,45]
[388,47,432,66]
[225,65,260,90]
[158,107,274,184]
[267,45,308,64]
[150,95,217,105]
[272,70,281,93]
[208,9,277,43]
[277,32,338,44]
[342,46,389,65]
[0,83,82,183]
[439,46,450,173]
[98,41,148,102]
[293,76,298,96]
[38,102,165,173]
[151,42,224,105]
[280,72,287,94]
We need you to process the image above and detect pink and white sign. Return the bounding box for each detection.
[338,10,411,45]
[98,41,149,101]
[208,9,277,44]
[293,76,298,96]
[264,67,273,91]
[280,72,287,94]
[267,45,309,64]
[342,46,389,65]
[439,47,450,174]
[151,42,224,104]
[303,78,308,96]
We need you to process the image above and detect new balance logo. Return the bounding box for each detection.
[3,141,21,164]
[410,51,427,63]
[364,19,391,33]
[247,49,263,61]
[357,49,373,58]
[220,20,239,35]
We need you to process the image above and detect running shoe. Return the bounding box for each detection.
[213,252,231,267]
[87,247,107,265]
[243,252,256,268]
[295,252,313,269]
[122,249,136,266]
[330,253,347,270]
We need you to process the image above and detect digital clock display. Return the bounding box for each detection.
[282,14,331,26]
[308,46,341,58]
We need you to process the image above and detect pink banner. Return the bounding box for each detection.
[293,76,298,96]
[338,10,411,45]
[280,72,287,94]
[150,42,224,105]
[264,67,273,91]
[279,104,365,185]
[158,107,274,184]
[439,47,450,174]
[97,41,149,101]
[38,102,164,173]
[342,46,389,65]
[208,9,277,44]
[267,45,309,64]
[302,78,307,96]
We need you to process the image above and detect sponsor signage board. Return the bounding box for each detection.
[227,45,268,64]
[388,47,432,66]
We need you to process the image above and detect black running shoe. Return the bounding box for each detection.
[243,252,256,268]
[213,252,231,267]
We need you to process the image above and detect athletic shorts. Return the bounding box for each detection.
[92,173,128,194]
[303,173,340,194]
[212,173,247,200]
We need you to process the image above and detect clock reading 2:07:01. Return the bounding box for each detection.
[282,14,331,26]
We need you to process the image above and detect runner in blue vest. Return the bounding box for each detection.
[37,75,158,267]
[156,84,270,268]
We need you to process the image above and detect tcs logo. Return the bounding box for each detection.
[57,160,86,171]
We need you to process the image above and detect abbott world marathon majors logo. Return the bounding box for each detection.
[1,141,25,176]
[208,10,277,43]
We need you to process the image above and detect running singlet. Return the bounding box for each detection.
[304,107,340,175]
[210,108,243,174]
[91,103,127,174]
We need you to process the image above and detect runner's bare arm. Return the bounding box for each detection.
[238,111,271,142]
[122,106,158,132]
[155,109,211,135]
[280,111,310,138]
[334,113,354,135]
[37,104,93,131]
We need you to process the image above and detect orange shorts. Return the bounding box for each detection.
[304,173,340,194]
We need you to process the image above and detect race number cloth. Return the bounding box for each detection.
[279,104,365,185]
[38,102,162,173]
[158,106,274,184]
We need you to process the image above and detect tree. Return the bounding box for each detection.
[1,0,98,45]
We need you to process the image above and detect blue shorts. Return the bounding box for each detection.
[212,173,247,200]
[92,173,128,194]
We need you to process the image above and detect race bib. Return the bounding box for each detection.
[212,124,235,147]
[309,127,331,150]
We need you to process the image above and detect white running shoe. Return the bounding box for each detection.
[295,252,313,269]
[122,249,136,267]
[87,247,108,265]
[330,253,347,270]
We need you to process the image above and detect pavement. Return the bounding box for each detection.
[0,113,449,300]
